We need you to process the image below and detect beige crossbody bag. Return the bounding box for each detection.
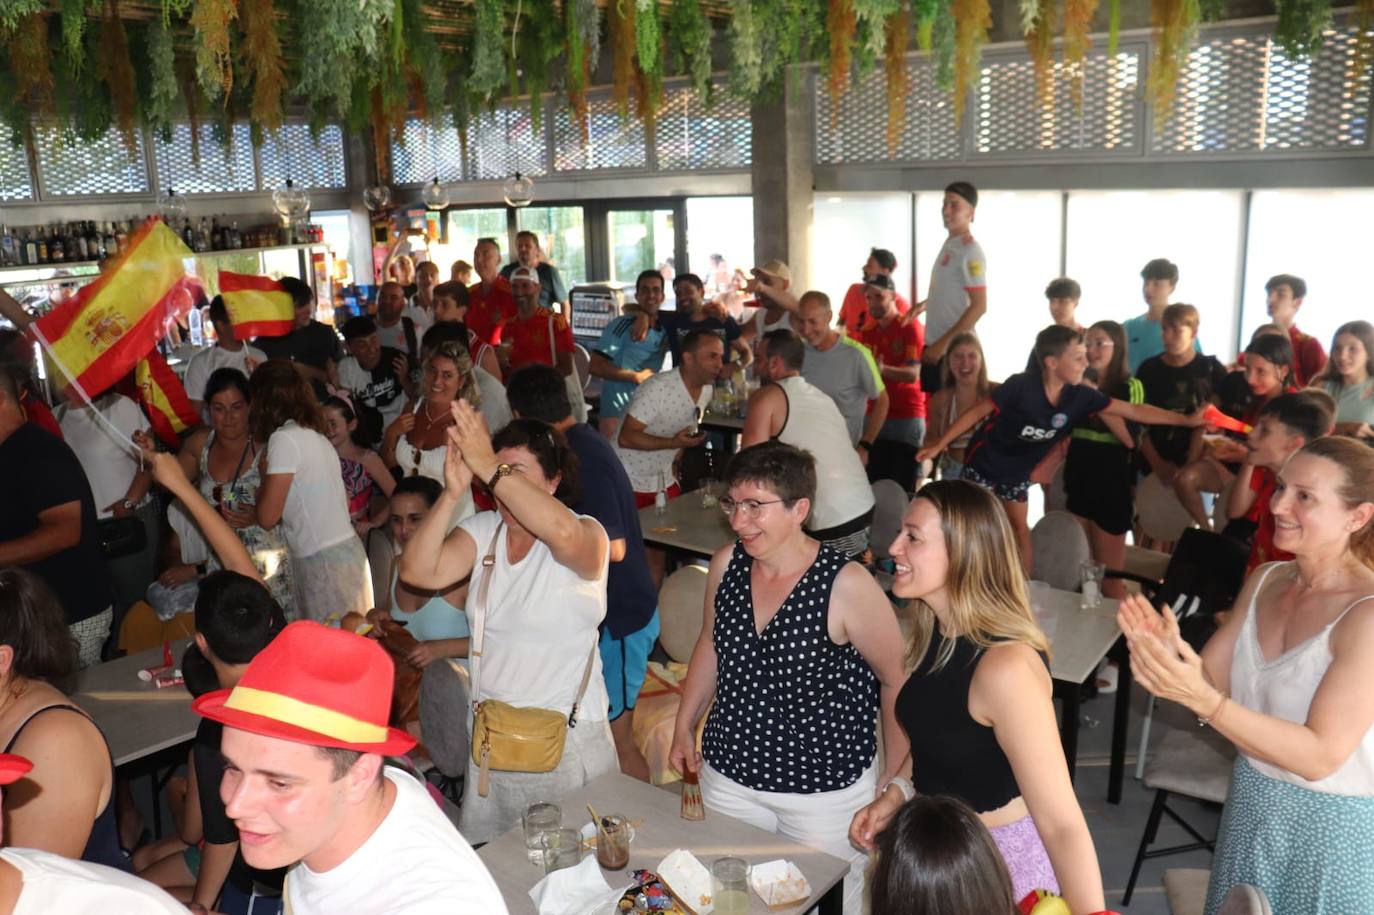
[469,521,597,797]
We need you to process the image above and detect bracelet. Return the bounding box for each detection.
[883,776,915,802]
[1197,692,1228,727]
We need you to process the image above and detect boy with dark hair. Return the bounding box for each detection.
[1044,277,1083,331]
[919,324,1203,571]
[1135,303,1228,485]
[254,277,341,397]
[1226,391,1335,571]
[334,315,414,437]
[1264,273,1327,385]
[184,296,267,415]
[920,182,987,394]
[1123,258,1201,373]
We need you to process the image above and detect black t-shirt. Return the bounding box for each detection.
[566,424,658,638]
[965,372,1110,484]
[1136,353,1227,466]
[253,321,342,370]
[193,718,286,893]
[343,345,407,413]
[0,423,111,623]
[658,311,742,366]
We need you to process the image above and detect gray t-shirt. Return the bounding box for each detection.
[801,337,883,444]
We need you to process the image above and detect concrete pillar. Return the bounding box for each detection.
[750,70,814,290]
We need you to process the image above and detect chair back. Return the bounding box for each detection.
[1136,472,1195,544]
[1217,884,1272,915]
[573,343,592,391]
[659,565,709,663]
[1158,528,1250,619]
[1030,511,1091,592]
[866,439,919,492]
[869,479,909,560]
[366,528,396,615]
[419,659,471,779]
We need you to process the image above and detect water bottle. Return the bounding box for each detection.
[655,470,668,517]
[187,306,204,347]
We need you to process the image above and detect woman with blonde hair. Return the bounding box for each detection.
[1121,435,1374,913]
[923,333,994,481]
[849,479,1107,914]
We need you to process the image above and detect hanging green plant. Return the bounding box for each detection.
[190,0,237,101]
[634,51,664,127]
[0,71,28,147]
[0,1,43,35]
[855,0,900,64]
[60,0,97,72]
[449,62,471,160]
[758,0,809,96]
[1148,0,1200,125]
[241,0,286,132]
[143,19,176,141]
[1064,0,1099,109]
[1017,0,1037,33]
[6,12,54,117]
[98,2,139,158]
[1025,0,1054,108]
[564,0,597,143]
[827,0,856,117]
[611,0,636,119]
[932,0,956,90]
[468,0,506,100]
[728,0,764,99]
[952,0,990,127]
[913,0,941,49]
[668,0,712,103]
[406,1,446,123]
[1107,0,1121,53]
[58,30,114,145]
[636,0,661,76]
[161,0,192,26]
[1353,0,1374,87]
[1274,0,1332,59]
[178,55,203,163]
[516,3,563,132]
[294,0,393,118]
[884,9,910,156]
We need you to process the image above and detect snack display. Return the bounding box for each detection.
[656,850,714,914]
[748,859,810,910]
[613,870,693,913]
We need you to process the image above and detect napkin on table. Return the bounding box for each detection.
[529,854,630,915]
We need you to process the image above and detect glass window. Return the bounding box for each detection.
[445,207,510,271]
[686,197,753,302]
[915,190,1063,380]
[313,210,355,286]
[811,193,914,319]
[1241,189,1374,361]
[518,206,588,288]
[1065,190,1244,361]
[607,209,674,294]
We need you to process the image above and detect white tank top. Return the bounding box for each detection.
[753,306,794,339]
[772,375,875,530]
[1230,561,1374,794]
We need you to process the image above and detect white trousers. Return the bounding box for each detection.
[700,760,875,915]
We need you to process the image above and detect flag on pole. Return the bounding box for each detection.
[29,219,197,402]
[218,271,295,338]
[136,350,201,445]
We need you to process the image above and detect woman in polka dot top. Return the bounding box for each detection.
[669,441,907,915]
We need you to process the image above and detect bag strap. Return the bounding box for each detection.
[548,314,557,366]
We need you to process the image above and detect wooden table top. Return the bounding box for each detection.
[477,772,849,915]
[640,488,735,560]
[71,642,200,768]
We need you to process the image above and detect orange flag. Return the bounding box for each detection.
[136,350,201,446]
[219,271,295,338]
[30,219,198,402]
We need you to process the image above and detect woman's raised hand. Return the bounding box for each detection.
[1115,592,1162,641]
[449,400,496,469]
[442,427,474,495]
[132,430,190,491]
[1121,598,1214,711]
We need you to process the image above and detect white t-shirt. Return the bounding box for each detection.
[925,233,988,343]
[57,394,150,519]
[265,420,356,557]
[404,299,436,335]
[288,767,508,915]
[182,343,268,404]
[773,375,876,530]
[613,368,712,492]
[459,510,609,722]
[474,366,512,434]
[2,847,188,914]
[376,318,413,357]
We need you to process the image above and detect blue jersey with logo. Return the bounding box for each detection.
[965,372,1110,484]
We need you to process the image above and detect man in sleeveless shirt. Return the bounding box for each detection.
[743,330,877,558]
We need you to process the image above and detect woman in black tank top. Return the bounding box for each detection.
[846,481,1109,915]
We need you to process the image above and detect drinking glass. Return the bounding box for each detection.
[1079,560,1106,609]
[595,813,631,871]
[523,802,561,864]
[711,856,750,915]
[542,827,583,874]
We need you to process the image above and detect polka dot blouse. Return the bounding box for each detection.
[702,543,879,794]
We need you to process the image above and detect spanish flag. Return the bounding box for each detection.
[219,271,295,338]
[30,219,197,401]
[136,350,201,446]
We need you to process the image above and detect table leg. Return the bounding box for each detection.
[816,880,843,915]
[149,771,163,840]
[1108,641,1132,805]
[1060,685,1081,784]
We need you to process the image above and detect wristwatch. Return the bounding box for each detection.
[486,462,513,491]
[120,499,135,511]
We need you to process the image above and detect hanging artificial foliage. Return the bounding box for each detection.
[374,0,409,131]
[1148,0,1200,125]
[1354,0,1374,86]
[668,0,712,104]
[405,0,445,123]
[952,0,991,126]
[516,0,564,132]
[1107,0,1121,53]
[6,12,54,118]
[1064,0,1099,109]
[59,0,96,71]
[913,0,941,49]
[1018,0,1038,34]
[884,9,910,156]
[0,1,43,35]
[636,0,661,79]
[564,0,599,142]
[190,0,237,101]
[161,0,192,25]
[728,0,764,99]
[293,0,392,119]
[449,63,471,159]
[1025,0,1055,108]
[611,0,636,119]
[826,0,856,117]
[758,0,813,98]
[468,0,506,101]
[144,19,177,141]
[1274,0,1332,59]
[855,0,900,65]
[241,0,286,132]
[98,2,139,157]
[932,0,956,91]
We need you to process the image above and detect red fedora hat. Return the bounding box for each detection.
[193,620,416,755]
[0,754,32,786]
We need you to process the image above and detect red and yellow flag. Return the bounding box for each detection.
[30,219,197,401]
[136,350,201,446]
[219,271,295,338]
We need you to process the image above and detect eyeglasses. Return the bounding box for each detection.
[718,497,784,519]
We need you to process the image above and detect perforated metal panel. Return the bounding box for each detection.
[655,82,752,170]
[466,105,548,181]
[34,125,148,196]
[154,122,257,194]
[552,96,649,172]
[390,118,465,185]
[0,141,31,201]
[258,123,348,190]
[974,48,1142,155]
[1152,25,1372,153]
[815,57,962,163]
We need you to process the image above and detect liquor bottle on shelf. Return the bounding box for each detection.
[210,218,223,251]
[21,230,36,266]
[70,223,87,261]
[229,220,243,249]
[35,232,48,264]
[114,220,129,253]
[86,221,102,260]
[196,218,210,253]
[0,226,14,267]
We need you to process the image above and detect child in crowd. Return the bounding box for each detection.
[1135,304,1228,488]
[1226,391,1335,571]
[924,332,996,481]
[322,395,395,539]
[1314,320,1374,440]
[1262,273,1326,385]
[918,325,1203,571]
[431,282,502,380]
[1170,331,1295,530]
[1123,258,1201,373]
[1045,277,1083,333]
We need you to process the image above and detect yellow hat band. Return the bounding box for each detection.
[223,686,388,744]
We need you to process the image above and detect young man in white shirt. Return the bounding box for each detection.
[920,181,988,394]
[403,260,440,334]
[184,295,267,416]
[373,282,419,367]
[194,620,508,915]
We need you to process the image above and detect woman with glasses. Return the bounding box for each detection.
[669,441,907,915]
[171,368,294,616]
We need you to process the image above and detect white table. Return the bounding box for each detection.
[640,488,734,561]
[478,772,849,914]
[71,642,200,768]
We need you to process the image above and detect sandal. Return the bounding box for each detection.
[1095,660,1119,695]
